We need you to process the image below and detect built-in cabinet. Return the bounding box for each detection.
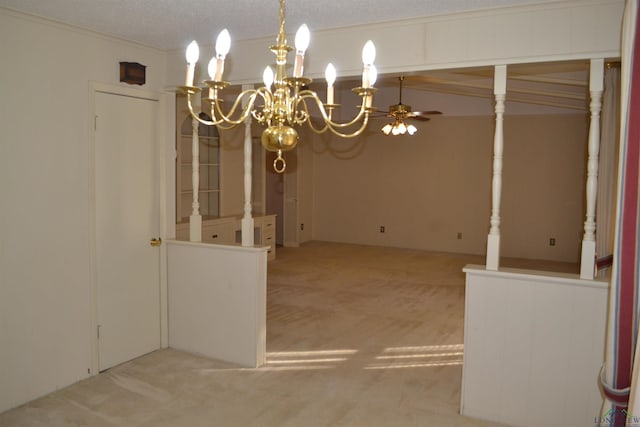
[176,215,276,260]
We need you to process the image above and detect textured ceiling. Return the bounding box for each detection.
[0,0,565,50]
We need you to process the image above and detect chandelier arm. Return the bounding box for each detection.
[250,88,274,124]
[324,114,371,138]
[301,92,369,138]
[209,90,260,126]
[294,97,330,133]
[291,97,309,125]
[187,94,224,126]
[298,90,370,129]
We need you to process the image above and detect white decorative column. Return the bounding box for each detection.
[241,84,254,247]
[486,65,507,271]
[189,116,202,242]
[580,58,604,279]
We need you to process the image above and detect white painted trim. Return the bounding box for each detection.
[166,238,268,253]
[463,264,608,288]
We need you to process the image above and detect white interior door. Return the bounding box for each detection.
[95,90,160,371]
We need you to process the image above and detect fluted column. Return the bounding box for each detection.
[580,58,604,279]
[241,84,255,247]
[486,65,507,271]
[189,116,202,242]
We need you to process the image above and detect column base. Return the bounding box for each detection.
[486,234,500,271]
[241,217,255,247]
[580,240,596,279]
[189,215,202,242]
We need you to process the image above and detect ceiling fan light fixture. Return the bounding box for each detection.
[377,76,439,137]
[381,120,418,136]
[382,119,417,136]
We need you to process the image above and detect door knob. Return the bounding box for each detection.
[150,238,162,247]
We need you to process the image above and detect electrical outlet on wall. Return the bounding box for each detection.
[457,232,463,240]
[549,238,556,246]
[380,226,385,233]
[300,223,304,231]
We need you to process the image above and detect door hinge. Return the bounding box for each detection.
[97,325,101,339]
[94,115,98,131]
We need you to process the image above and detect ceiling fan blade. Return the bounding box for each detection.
[413,110,443,116]
[409,115,431,122]
[370,111,392,118]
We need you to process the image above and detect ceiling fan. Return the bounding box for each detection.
[376,76,442,135]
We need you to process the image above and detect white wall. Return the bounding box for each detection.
[310,114,586,263]
[0,9,168,413]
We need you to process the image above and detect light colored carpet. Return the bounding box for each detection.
[2,242,572,426]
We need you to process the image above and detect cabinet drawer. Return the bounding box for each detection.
[263,220,275,230]
[202,223,234,244]
[263,233,275,247]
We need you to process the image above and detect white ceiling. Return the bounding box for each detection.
[0,0,565,51]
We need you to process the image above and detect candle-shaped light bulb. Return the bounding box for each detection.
[325,63,336,104]
[214,29,231,81]
[295,24,310,52]
[407,124,418,135]
[185,40,199,86]
[215,29,231,57]
[361,40,376,65]
[263,66,274,91]
[186,40,200,63]
[361,40,376,89]
[293,24,310,78]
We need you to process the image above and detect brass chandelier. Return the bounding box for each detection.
[178,0,378,173]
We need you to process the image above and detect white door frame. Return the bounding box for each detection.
[88,82,171,375]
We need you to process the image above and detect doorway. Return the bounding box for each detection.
[265,150,299,247]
